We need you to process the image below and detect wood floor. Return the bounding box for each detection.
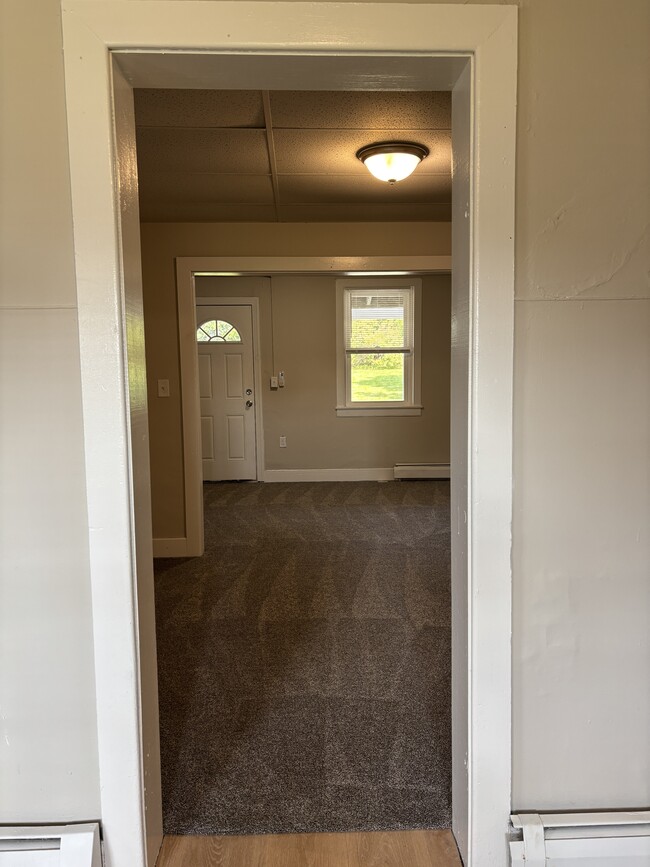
[156,830,462,867]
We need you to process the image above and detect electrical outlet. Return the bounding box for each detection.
[279,436,287,448]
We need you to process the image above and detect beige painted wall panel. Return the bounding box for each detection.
[0,1,77,308]
[144,250,187,538]
[512,299,650,807]
[268,274,449,469]
[140,221,451,259]
[194,274,450,471]
[0,308,99,821]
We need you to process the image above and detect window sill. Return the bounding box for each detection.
[335,405,423,418]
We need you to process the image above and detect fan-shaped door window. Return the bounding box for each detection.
[197,319,242,343]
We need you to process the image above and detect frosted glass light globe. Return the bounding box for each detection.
[357,143,429,184]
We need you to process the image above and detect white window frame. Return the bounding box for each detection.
[336,277,422,417]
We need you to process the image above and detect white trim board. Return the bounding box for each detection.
[188,255,450,275]
[61,5,517,866]
[263,467,394,483]
[394,463,451,479]
[264,467,451,483]
[152,537,189,558]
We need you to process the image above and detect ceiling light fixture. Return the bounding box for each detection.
[356,142,429,184]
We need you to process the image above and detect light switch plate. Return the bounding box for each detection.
[158,379,170,398]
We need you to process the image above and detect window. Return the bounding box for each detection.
[336,278,422,417]
[196,319,242,343]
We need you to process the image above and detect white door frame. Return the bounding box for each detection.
[197,298,265,478]
[60,4,517,866]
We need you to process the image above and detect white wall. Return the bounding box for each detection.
[0,0,648,832]
[0,0,100,821]
[509,0,650,806]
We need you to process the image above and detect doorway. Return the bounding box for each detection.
[196,301,260,481]
[61,5,517,865]
[156,265,452,839]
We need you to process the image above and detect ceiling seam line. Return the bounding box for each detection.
[262,91,282,223]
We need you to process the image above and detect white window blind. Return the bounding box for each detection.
[344,288,414,352]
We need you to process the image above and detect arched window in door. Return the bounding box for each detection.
[196,319,242,343]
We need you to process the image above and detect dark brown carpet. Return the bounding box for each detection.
[154,480,451,835]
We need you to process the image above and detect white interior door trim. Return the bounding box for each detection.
[61,4,517,866]
[184,255,451,274]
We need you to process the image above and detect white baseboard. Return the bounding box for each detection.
[262,467,394,483]
[393,463,451,479]
[510,811,650,865]
[153,537,188,557]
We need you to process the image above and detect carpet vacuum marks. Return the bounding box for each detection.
[155,480,451,835]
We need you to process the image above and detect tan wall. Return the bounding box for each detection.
[1,0,648,829]
[0,0,99,820]
[141,222,451,538]
[195,272,451,468]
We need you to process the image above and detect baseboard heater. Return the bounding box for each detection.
[393,463,450,479]
[510,811,650,865]
[0,824,101,867]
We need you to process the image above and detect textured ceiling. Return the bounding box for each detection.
[134,89,451,223]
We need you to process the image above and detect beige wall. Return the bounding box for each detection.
[0,0,99,820]
[141,222,451,538]
[0,0,648,831]
[196,272,451,466]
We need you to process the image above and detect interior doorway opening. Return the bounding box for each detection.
[149,261,453,839]
[61,6,516,864]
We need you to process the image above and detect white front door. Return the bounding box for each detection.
[196,304,257,481]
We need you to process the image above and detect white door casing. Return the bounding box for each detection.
[197,304,257,481]
[61,4,517,866]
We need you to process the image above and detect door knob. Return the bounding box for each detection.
[246,400,253,408]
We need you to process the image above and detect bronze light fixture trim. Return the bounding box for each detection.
[356,141,429,184]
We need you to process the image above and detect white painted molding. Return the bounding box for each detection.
[263,467,394,483]
[335,276,423,416]
[179,255,450,275]
[393,463,451,479]
[0,824,101,867]
[152,538,188,558]
[335,406,423,417]
[61,4,516,865]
